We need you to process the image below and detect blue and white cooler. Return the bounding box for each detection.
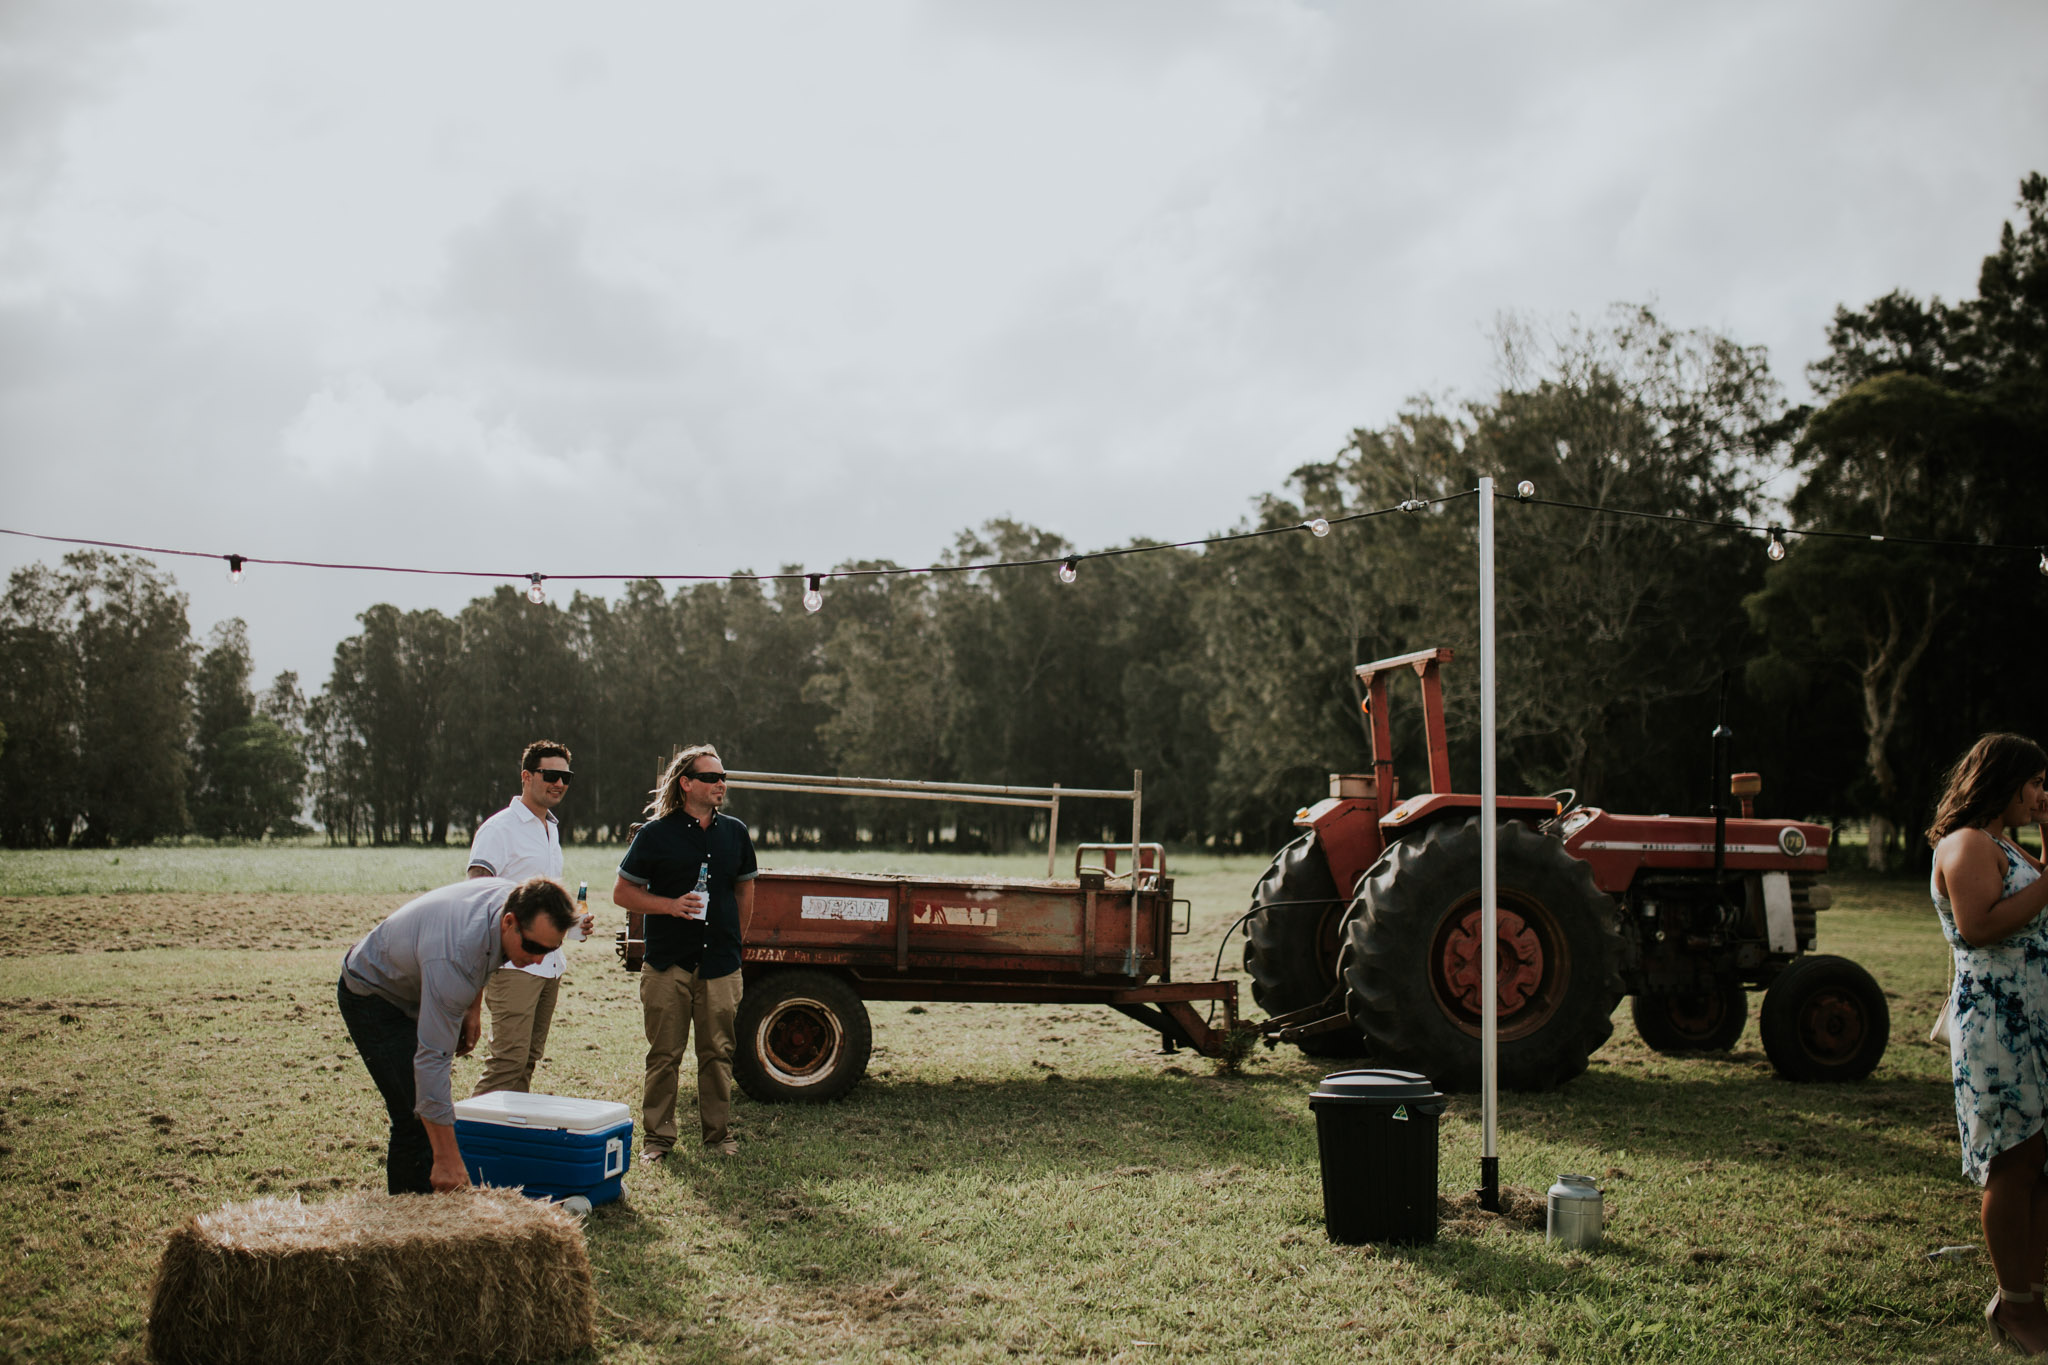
[452,1091,633,1207]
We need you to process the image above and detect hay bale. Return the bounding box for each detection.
[146,1188,596,1365]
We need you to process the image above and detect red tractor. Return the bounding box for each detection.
[1244,647,1890,1090]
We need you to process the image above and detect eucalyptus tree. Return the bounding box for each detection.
[1748,173,2048,866]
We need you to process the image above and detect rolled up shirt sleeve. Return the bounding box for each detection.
[411,960,481,1125]
[468,818,510,878]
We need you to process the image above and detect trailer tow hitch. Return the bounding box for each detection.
[1255,991,1352,1047]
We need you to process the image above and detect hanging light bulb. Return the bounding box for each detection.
[1516,481,1536,500]
[526,574,547,605]
[1304,518,1330,538]
[803,574,825,613]
[1057,556,1079,584]
[225,554,245,583]
[1765,528,1786,563]
[2038,547,2048,577]
[1398,498,1427,514]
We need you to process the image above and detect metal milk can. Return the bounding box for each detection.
[1546,1173,1603,1249]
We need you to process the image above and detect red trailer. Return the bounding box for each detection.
[616,770,1240,1102]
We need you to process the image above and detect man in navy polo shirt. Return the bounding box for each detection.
[613,743,758,1160]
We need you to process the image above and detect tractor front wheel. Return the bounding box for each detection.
[733,971,873,1103]
[1631,983,1748,1054]
[1759,955,1889,1083]
[1243,831,1367,1058]
[1338,816,1623,1091]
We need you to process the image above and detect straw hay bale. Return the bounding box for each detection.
[146,1187,596,1365]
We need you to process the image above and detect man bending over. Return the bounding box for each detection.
[337,877,573,1193]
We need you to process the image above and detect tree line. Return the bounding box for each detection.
[2,175,2042,867]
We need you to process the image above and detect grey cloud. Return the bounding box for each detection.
[435,196,679,377]
[0,0,154,210]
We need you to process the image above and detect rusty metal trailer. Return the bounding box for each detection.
[615,769,1240,1102]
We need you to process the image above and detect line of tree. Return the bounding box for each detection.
[2,175,2041,866]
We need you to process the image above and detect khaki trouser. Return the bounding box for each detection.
[640,963,742,1150]
[473,968,561,1096]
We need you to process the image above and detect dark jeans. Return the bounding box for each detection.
[336,975,434,1195]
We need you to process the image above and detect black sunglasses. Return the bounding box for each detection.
[526,768,573,784]
[505,915,561,956]
[685,771,727,784]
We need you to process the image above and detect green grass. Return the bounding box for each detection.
[0,849,1996,1362]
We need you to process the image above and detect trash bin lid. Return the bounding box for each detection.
[1309,1069,1443,1105]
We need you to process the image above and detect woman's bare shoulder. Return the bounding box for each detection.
[1935,826,2002,872]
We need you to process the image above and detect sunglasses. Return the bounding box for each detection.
[685,771,727,784]
[526,768,573,785]
[504,915,561,956]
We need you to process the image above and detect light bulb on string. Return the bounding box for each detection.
[526,574,547,605]
[803,574,825,613]
[2038,547,2048,577]
[1516,481,1536,500]
[1057,556,1079,584]
[1765,528,1786,563]
[1304,518,1330,538]
[225,554,245,584]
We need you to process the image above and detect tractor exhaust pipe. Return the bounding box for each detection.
[1711,671,1732,883]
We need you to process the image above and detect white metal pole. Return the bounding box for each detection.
[1046,785,1061,878]
[1125,769,1143,976]
[1478,476,1500,1211]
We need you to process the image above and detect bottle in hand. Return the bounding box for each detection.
[691,860,710,920]
[573,881,590,940]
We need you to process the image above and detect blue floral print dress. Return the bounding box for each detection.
[1934,834,2047,1184]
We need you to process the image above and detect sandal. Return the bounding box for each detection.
[1989,1287,2039,1355]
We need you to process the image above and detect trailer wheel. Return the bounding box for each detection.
[733,971,872,1104]
[1339,815,1623,1091]
[1759,954,1889,1083]
[1631,983,1748,1054]
[1243,831,1368,1057]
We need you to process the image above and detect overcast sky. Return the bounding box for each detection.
[2,1,2043,689]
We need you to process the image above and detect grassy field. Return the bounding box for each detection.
[0,845,2003,1362]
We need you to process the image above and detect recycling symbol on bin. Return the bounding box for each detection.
[1392,1105,1409,1121]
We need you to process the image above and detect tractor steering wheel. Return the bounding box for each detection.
[1545,788,1581,816]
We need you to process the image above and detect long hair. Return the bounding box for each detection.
[646,744,722,821]
[1926,733,2048,847]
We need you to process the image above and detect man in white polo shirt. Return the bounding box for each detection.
[466,739,592,1095]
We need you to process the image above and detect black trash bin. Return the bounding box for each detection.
[1309,1069,1447,1245]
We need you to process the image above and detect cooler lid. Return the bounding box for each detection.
[452,1090,632,1133]
[1309,1069,1442,1104]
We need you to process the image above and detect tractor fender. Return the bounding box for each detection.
[1294,792,1564,901]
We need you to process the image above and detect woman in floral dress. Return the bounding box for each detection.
[1930,732,2048,1353]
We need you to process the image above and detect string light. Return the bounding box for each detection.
[1304,518,1330,538]
[9,482,2036,601]
[2039,548,2048,577]
[803,574,824,613]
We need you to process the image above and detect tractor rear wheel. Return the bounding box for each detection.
[1759,954,1889,1083]
[1338,815,1623,1091]
[1243,831,1368,1058]
[1631,983,1748,1054]
[733,970,873,1103]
